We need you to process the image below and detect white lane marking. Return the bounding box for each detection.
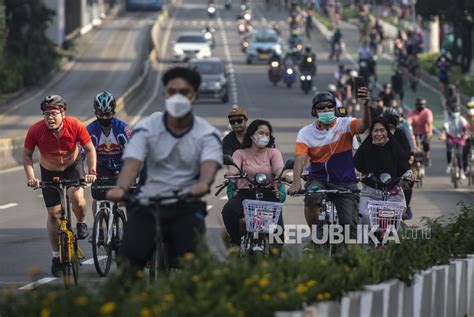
[220,195,228,201]
[130,8,176,126]
[207,205,213,211]
[0,203,18,210]
[0,165,24,174]
[18,277,57,290]
[82,256,107,265]
[217,12,238,105]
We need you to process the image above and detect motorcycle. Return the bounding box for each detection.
[299,72,312,94]
[237,20,252,36]
[268,60,283,86]
[216,155,294,256]
[283,67,297,88]
[202,28,216,48]
[207,4,216,18]
[329,42,342,62]
[225,0,232,10]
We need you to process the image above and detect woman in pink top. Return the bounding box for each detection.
[222,120,285,246]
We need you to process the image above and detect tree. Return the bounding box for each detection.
[416,0,474,73]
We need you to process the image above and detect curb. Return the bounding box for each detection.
[0,10,168,171]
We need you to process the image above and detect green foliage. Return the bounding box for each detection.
[341,6,358,20]
[0,0,58,93]
[314,13,335,32]
[0,204,473,317]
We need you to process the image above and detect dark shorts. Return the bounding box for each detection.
[40,157,84,208]
[120,201,207,269]
[97,164,120,178]
[416,134,430,152]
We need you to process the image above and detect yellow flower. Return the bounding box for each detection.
[100,302,116,315]
[278,292,288,300]
[2,288,14,297]
[227,246,239,255]
[27,266,41,278]
[270,247,280,256]
[261,293,270,301]
[306,280,317,287]
[183,252,194,261]
[296,284,308,294]
[244,278,253,286]
[136,270,145,278]
[258,277,270,288]
[344,265,351,273]
[192,275,200,283]
[316,292,332,301]
[164,293,174,303]
[40,308,50,317]
[74,296,89,306]
[140,307,151,317]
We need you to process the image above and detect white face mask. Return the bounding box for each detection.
[165,94,192,118]
[254,136,269,147]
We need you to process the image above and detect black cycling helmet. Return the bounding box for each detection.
[415,97,427,107]
[94,91,116,114]
[311,92,336,117]
[383,107,400,126]
[40,95,67,112]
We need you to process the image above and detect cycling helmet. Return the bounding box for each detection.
[383,83,391,89]
[40,95,67,111]
[311,91,336,113]
[415,97,427,106]
[383,107,400,126]
[328,84,337,92]
[350,70,358,77]
[94,91,116,114]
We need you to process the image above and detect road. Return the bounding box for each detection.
[0,0,472,290]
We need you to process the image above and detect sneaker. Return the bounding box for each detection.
[446,165,451,175]
[405,207,413,220]
[76,223,89,240]
[51,257,62,277]
[461,172,467,180]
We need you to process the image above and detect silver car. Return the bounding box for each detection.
[189,58,229,103]
[173,33,212,62]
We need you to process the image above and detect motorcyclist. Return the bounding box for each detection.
[283,51,296,69]
[299,46,316,76]
[358,42,373,62]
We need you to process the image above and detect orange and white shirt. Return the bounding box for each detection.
[295,117,360,184]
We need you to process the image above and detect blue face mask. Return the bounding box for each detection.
[318,111,336,124]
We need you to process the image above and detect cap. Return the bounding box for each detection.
[228,106,248,119]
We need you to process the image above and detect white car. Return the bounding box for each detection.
[173,33,212,62]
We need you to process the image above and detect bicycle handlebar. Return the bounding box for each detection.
[38,179,88,188]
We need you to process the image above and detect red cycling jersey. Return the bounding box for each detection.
[24,116,91,171]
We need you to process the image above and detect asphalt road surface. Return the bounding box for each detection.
[0,0,472,291]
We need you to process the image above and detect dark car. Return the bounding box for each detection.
[189,58,229,103]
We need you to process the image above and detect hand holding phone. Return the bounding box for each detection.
[354,76,370,100]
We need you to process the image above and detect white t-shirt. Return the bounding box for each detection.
[123,112,223,198]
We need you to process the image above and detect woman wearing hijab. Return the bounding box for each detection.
[354,117,411,224]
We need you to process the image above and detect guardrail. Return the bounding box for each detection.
[275,256,474,317]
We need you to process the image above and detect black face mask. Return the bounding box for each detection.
[416,105,424,112]
[98,118,112,127]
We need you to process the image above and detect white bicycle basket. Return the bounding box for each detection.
[367,200,406,232]
[242,199,283,234]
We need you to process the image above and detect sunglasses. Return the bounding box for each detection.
[314,103,336,110]
[229,118,244,125]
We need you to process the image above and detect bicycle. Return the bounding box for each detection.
[38,178,87,287]
[293,185,358,255]
[90,177,135,277]
[449,139,464,189]
[124,191,195,281]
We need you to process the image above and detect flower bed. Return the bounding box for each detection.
[0,204,473,317]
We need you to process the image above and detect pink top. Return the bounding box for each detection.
[232,148,284,189]
[407,108,433,135]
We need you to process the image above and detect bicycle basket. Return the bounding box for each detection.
[91,177,117,201]
[368,200,405,232]
[242,199,283,234]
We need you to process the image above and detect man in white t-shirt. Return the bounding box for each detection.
[107,67,222,270]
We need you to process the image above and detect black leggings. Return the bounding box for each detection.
[120,201,206,269]
[222,189,284,246]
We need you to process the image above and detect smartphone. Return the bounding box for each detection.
[354,76,367,98]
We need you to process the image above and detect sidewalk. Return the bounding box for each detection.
[315,17,446,128]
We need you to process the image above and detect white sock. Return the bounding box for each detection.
[52,251,59,258]
[77,221,86,224]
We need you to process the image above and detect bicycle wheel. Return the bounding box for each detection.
[92,210,112,277]
[452,155,459,189]
[113,208,126,268]
[60,232,75,287]
[71,240,80,285]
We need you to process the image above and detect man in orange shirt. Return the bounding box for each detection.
[22,95,97,277]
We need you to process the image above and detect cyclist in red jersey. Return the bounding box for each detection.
[22,95,97,277]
